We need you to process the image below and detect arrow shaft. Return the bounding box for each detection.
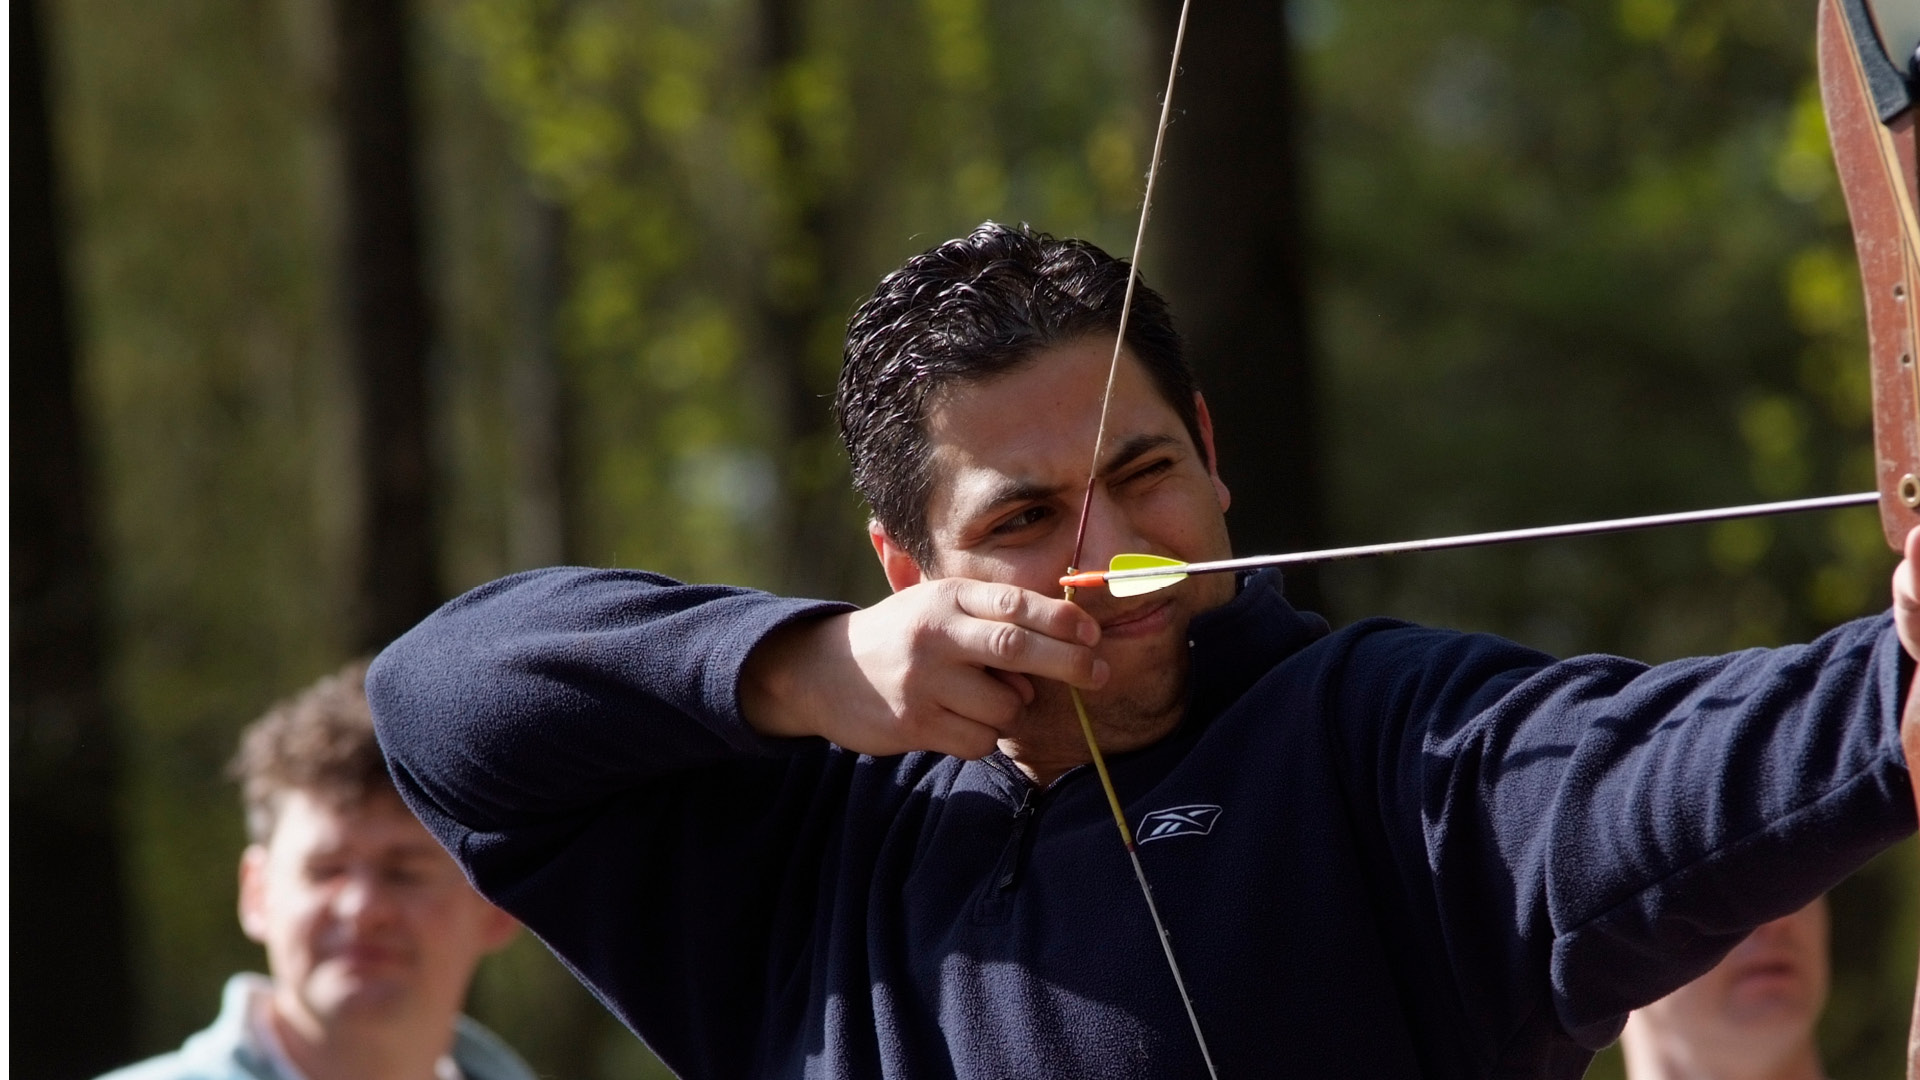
[1101,491,1880,584]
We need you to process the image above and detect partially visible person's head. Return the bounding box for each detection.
[1620,897,1830,1080]
[231,662,517,1043]
[837,221,1203,570]
[232,659,389,845]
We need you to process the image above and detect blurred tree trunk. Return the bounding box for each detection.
[756,0,860,599]
[507,189,574,570]
[1147,1,1326,613]
[333,0,440,650]
[10,0,138,1074]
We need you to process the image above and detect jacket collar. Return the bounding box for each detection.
[1182,570,1330,729]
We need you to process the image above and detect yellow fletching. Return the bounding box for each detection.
[1107,553,1188,597]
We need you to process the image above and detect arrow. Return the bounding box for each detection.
[1061,491,1880,597]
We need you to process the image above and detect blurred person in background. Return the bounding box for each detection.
[98,662,534,1080]
[1620,897,1830,1080]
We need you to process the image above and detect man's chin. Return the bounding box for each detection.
[1025,670,1185,753]
[302,969,417,1020]
[1722,983,1819,1030]
[1093,640,1188,719]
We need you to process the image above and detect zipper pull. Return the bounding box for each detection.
[996,788,1039,891]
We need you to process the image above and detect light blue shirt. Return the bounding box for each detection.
[97,974,536,1080]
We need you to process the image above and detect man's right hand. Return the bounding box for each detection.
[740,578,1107,759]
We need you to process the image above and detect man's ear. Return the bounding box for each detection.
[1194,391,1231,513]
[868,521,926,593]
[238,844,271,945]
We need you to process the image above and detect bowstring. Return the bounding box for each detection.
[1068,0,1195,570]
[1061,2,1218,1076]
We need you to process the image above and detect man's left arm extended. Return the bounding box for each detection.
[1327,601,1913,1070]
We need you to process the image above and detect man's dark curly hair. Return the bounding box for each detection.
[835,222,1205,570]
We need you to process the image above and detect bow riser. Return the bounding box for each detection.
[1817,2,1920,1075]
[1819,0,1920,550]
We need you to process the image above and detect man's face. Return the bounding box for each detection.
[1629,897,1830,1069]
[888,335,1235,749]
[239,789,517,1038]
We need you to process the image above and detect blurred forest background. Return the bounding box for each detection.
[13,0,1919,1075]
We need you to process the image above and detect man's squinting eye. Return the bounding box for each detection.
[302,860,347,884]
[381,861,435,888]
[1117,457,1176,487]
[991,505,1052,536]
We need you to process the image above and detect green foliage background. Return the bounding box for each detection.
[1304,0,1918,1073]
[42,0,1916,1075]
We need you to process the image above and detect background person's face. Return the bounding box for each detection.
[239,789,516,1035]
[1628,897,1830,1070]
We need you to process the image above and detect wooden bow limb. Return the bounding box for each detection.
[1817,0,1920,1074]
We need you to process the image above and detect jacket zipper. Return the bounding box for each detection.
[995,785,1040,892]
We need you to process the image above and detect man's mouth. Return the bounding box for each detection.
[1728,955,1803,993]
[1099,596,1175,638]
[329,942,412,971]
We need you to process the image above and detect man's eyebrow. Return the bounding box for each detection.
[965,434,1184,519]
[1099,433,1182,477]
[973,477,1069,517]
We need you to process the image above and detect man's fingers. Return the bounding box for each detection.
[1899,527,1920,603]
[823,578,1110,758]
[1895,528,1920,661]
[986,666,1038,705]
[939,580,1106,688]
[1905,666,1920,742]
[893,666,1028,755]
[914,709,1005,760]
[943,613,1107,689]
[919,663,1027,728]
[949,579,1100,647]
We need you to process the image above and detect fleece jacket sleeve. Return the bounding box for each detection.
[1330,613,1915,1067]
[366,566,857,1072]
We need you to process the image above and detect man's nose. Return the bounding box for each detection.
[332,871,399,924]
[1072,487,1145,573]
[1731,912,1807,961]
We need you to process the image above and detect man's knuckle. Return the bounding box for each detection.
[991,586,1021,620]
[905,615,940,651]
[896,702,934,737]
[986,623,1026,662]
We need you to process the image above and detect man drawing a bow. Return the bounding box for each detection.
[369,223,1918,1079]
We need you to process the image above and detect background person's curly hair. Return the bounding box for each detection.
[835,221,1206,571]
[229,659,390,843]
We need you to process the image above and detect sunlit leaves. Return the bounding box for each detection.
[1776,82,1840,206]
[1616,0,1676,42]
[924,0,991,93]
[1311,8,1908,1057]
[446,0,1145,589]
[1312,0,1884,663]
[1739,394,1810,497]
[1787,245,1860,335]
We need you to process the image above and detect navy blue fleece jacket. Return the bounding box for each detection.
[368,568,1914,1080]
